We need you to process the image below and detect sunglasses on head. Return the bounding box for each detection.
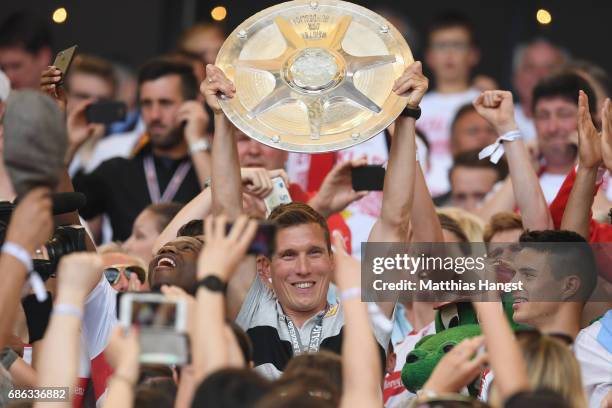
[103,264,145,285]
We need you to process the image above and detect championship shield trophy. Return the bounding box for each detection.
[215,0,413,153]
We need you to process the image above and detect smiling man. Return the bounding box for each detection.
[510,229,597,339]
[201,60,427,378]
[148,236,203,293]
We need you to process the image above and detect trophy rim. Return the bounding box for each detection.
[215,0,414,153]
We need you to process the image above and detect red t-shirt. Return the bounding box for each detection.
[549,168,612,282]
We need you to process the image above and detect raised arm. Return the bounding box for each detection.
[473,301,529,402]
[193,215,257,382]
[153,187,213,253]
[334,232,382,408]
[561,91,602,239]
[411,164,445,242]
[474,90,552,230]
[0,188,52,350]
[176,101,212,187]
[201,65,242,218]
[368,61,427,243]
[35,253,103,408]
[101,327,140,408]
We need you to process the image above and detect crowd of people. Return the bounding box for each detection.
[0,7,610,408]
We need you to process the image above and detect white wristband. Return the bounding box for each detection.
[339,287,361,302]
[2,242,33,272]
[367,303,394,334]
[53,303,83,319]
[478,129,522,164]
[189,139,211,154]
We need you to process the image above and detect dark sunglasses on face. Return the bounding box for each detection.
[104,265,145,285]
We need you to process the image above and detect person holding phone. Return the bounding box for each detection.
[68,57,212,241]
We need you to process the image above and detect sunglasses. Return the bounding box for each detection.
[104,264,145,285]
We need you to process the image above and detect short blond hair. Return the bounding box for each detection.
[437,207,484,242]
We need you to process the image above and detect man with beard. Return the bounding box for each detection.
[72,57,211,240]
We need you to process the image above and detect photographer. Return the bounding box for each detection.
[0,187,53,350]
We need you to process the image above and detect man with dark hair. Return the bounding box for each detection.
[71,57,211,240]
[0,12,52,90]
[449,103,498,158]
[419,11,481,197]
[511,229,597,338]
[442,149,508,211]
[532,72,597,203]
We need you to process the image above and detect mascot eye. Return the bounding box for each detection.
[442,344,455,353]
[406,354,419,364]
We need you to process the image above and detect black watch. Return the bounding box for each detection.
[400,105,421,120]
[197,275,227,294]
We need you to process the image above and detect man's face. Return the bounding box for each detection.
[0,47,49,90]
[510,248,564,327]
[148,236,203,293]
[513,42,563,109]
[182,28,225,66]
[450,166,498,212]
[268,223,332,316]
[236,128,288,170]
[451,110,498,157]
[102,252,145,293]
[425,27,478,84]
[140,75,186,149]
[66,72,114,114]
[534,97,578,167]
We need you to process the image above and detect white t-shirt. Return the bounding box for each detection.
[514,103,537,141]
[336,134,388,259]
[418,88,481,197]
[383,321,436,408]
[539,172,567,204]
[575,312,612,408]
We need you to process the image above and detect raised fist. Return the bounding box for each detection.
[473,90,518,135]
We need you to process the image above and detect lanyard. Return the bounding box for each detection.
[143,155,192,204]
[284,306,327,355]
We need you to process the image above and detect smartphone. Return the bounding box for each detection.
[52,45,78,83]
[226,221,276,257]
[120,293,189,366]
[85,100,127,124]
[264,176,292,216]
[351,165,386,191]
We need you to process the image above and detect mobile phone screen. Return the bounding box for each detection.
[131,301,177,329]
[351,165,386,191]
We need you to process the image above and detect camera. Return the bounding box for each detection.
[0,201,87,281]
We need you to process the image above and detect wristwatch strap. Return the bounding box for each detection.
[197,275,227,294]
[400,106,421,120]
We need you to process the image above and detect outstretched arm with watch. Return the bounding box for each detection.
[176,100,212,188]
[192,214,257,382]
[367,61,427,318]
